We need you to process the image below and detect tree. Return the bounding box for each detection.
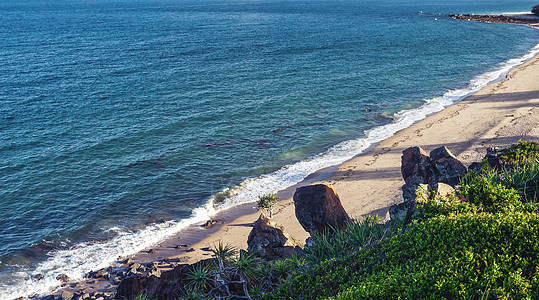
[256,192,279,218]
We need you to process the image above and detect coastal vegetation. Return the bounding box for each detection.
[256,193,279,218]
[125,141,539,300]
[264,142,539,299]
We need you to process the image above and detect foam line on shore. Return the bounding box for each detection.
[3,43,538,300]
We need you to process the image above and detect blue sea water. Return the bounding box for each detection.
[0,0,538,297]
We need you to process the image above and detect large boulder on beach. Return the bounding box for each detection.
[293,184,350,235]
[247,214,295,258]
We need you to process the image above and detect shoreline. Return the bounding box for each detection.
[124,47,539,296]
[28,15,539,300]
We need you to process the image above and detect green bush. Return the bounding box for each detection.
[460,160,539,203]
[460,177,521,213]
[266,212,539,299]
[416,189,476,219]
[303,216,402,263]
[501,140,539,168]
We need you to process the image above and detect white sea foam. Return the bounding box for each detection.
[2,43,539,300]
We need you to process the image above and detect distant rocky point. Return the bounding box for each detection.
[449,13,539,26]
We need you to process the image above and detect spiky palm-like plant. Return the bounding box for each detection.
[186,263,212,292]
[211,242,237,270]
[234,250,260,284]
[256,193,279,218]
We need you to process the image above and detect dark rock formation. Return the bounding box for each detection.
[390,183,457,226]
[293,184,350,235]
[430,146,467,186]
[56,274,69,282]
[485,147,504,170]
[247,214,295,258]
[401,146,466,202]
[115,260,213,300]
[86,268,110,280]
[401,147,436,202]
[468,162,483,172]
[449,14,539,25]
[127,263,145,275]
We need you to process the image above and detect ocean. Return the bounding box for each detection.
[1,0,538,297]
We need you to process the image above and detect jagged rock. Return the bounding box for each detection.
[449,14,537,25]
[115,260,212,300]
[468,162,483,172]
[247,214,295,258]
[148,249,157,254]
[392,183,458,226]
[86,268,109,279]
[127,263,144,275]
[56,274,69,282]
[401,146,466,202]
[293,184,350,235]
[201,220,217,228]
[401,147,436,202]
[33,273,44,280]
[430,146,467,186]
[390,183,428,225]
[40,296,54,300]
[121,258,132,265]
[486,147,504,170]
[60,291,74,300]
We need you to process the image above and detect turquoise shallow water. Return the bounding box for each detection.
[1,0,538,297]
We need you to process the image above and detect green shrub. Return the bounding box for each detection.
[501,140,539,168]
[460,160,539,204]
[416,189,476,219]
[460,177,521,213]
[497,161,539,202]
[266,212,539,299]
[303,216,402,263]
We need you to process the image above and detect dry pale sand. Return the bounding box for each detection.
[129,52,539,269]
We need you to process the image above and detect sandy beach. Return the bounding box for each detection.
[127,49,539,274]
[45,22,539,299]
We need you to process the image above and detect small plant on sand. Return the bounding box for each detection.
[256,192,279,218]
